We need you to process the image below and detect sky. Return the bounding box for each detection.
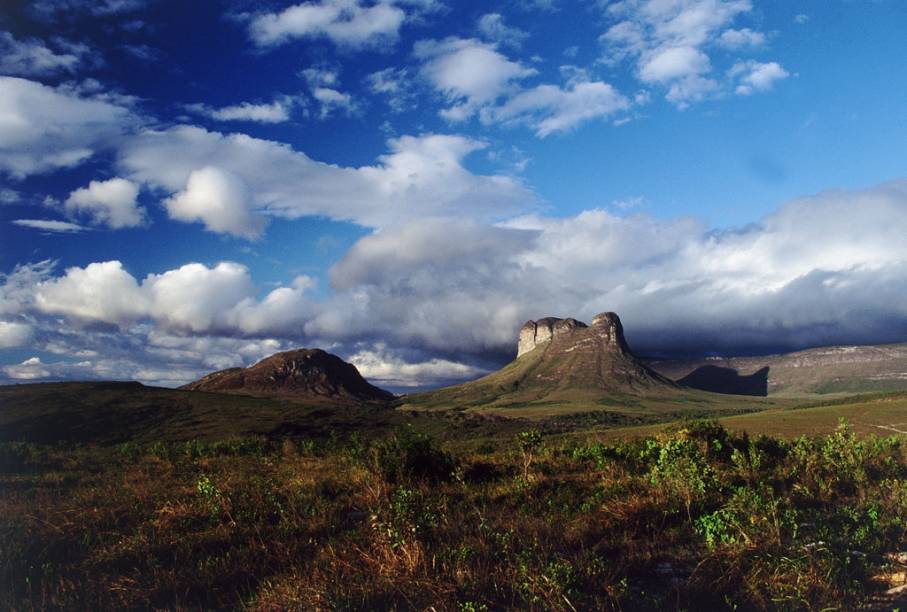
[1,0,906,391]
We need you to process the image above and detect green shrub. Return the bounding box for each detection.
[373,425,456,484]
[570,441,610,469]
[696,486,796,548]
[649,437,717,520]
[682,419,734,462]
[371,486,438,547]
[195,473,225,522]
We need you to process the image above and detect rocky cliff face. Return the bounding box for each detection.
[517,312,630,358]
[182,348,394,402]
[518,317,587,357]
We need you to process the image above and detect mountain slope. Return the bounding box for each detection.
[405,312,688,412]
[181,348,394,402]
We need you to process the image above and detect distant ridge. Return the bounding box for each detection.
[182,348,394,402]
[406,311,676,409]
[648,343,907,396]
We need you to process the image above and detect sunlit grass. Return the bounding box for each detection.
[3,420,906,609]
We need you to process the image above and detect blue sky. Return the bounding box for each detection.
[1,0,906,389]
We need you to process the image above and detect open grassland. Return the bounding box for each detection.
[3,420,907,610]
[579,392,907,443]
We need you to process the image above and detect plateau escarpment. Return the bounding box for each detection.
[648,343,907,396]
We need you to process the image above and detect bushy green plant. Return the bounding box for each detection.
[372,486,438,548]
[682,419,733,462]
[373,425,456,484]
[570,441,610,469]
[696,486,796,548]
[730,438,766,485]
[195,473,225,521]
[649,437,717,520]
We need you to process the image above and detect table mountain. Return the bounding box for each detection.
[406,311,676,410]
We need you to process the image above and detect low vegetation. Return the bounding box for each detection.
[2,419,907,610]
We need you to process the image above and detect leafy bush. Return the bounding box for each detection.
[195,473,230,523]
[696,486,796,548]
[371,486,438,548]
[372,425,456,484]
[681,419,734,462]
[649,437,717,520]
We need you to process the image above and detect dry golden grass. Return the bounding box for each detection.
[3,421,907,610]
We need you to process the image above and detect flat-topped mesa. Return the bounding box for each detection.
[517,311,631,358]
[517,316,587,358]
[409,309,675,407]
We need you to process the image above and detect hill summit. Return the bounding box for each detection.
[182,348,394,402]
[406,311,675,410]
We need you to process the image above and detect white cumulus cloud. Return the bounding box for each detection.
[163,166,269,240]
[350,344,486,388]
[483,79,630,136]
[3,357,50,380]
[144,262,257,333]
[0,321,33,349]
[12,219,89,233]
[730,60,790,95]
[35,261,148,328]
[65,177,145,229]
[718,27,766,49]
[477,13,529,50]
[7,179,907,386]
[187,98,296,124]
[600,0,781,106]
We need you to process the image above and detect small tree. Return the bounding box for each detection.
[517,430,543,481]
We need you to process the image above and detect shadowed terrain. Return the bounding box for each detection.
[678,365,770,396]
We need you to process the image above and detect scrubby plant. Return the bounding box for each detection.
[649,437,717,520]
[372,425,456,484]
[696,485,796,548]
[516,429,543,480]
[371,486,438,548]
[195,473,226,523]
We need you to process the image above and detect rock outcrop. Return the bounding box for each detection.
[518,317,587,358]
[182,348,394,402]
[407,311,676,409]
[510,310,673,391]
